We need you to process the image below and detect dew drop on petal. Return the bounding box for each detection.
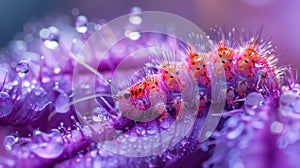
[245,92,264,113]
[75,15,88,33]
[54,67,61,74]
[146,127,157,135]
[40,26,59,50]
[125,31,141,41]
[279,91,298,107]
[129,15,142,25]
[199,143,209,152]
[33,86,46,96]
[245,92,264,107]
[16,61,30,77]
[3,135,18,151]
[160,120,171,129]
[136,126,146,136]
[270,121,284,134]
[131,6,142,14]
[55,93,70,113]
[30,130,64,159]
[44,40,59,50]
[0,92,14,118]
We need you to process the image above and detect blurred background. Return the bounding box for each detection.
[0,0,299,69]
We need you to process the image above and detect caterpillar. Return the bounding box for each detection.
[89,29,281,124]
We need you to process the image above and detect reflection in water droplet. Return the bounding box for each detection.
[16,61,30,77]
[55,93,70,113]
[0,92,14,118]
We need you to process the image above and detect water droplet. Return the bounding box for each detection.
[33,86,46,96]
[270,121,284,134]
[54,67,61,74]
[4,135,18,151]
[90,150,97,158]
[0,92,14,118]
[199,143,209,151]
[40,26,59,49]
[30,130,64,159]
[180,139,188,146]
[136,126,146,136]
[16,61,29,77]
[75,15,88,33]
[92,114,101,122]
[129,15,142,25]
[280,91,298,107]
[245,92,264,114]
[125,31,141,41]
[146,127,157,135]
[23,81,31,87]
[131,6,142,14]
[160,120,171,129]
[44,40,59,50]
[55,93,70,113]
